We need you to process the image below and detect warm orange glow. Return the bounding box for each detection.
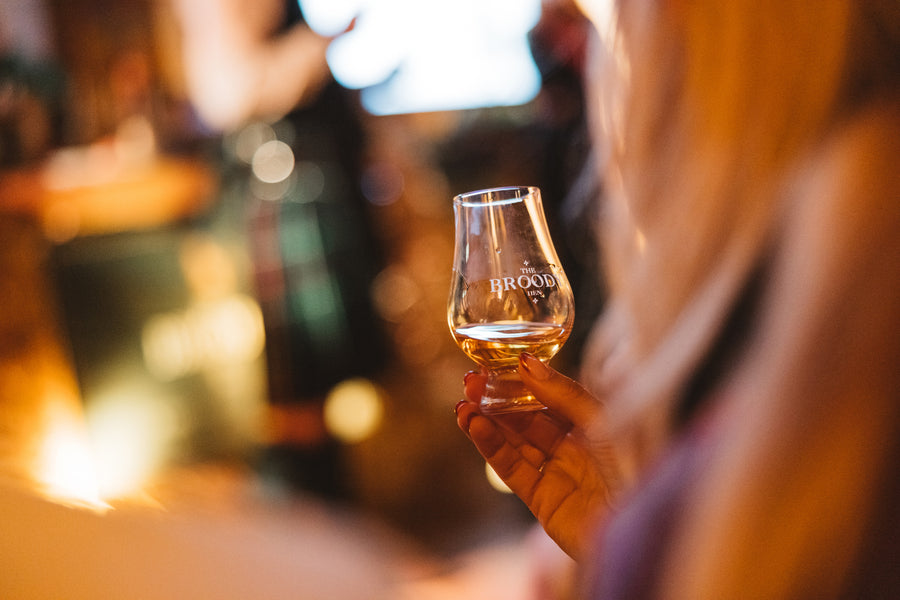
[29,372,178,509]
[35,397,109,511]
[85,387,180,501]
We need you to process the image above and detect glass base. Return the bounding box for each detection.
[480,369,546,414]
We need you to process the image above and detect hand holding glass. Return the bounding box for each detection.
[448,186,575,413]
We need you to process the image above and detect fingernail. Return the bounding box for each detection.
[463,370,478,386]
[454,399,466,415]
[520,353,551,380]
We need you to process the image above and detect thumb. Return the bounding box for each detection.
[518,353,601,428]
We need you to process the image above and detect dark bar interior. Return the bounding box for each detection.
[3,1,898,598]
[0,0,593,597]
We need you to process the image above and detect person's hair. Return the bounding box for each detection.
[586,1,900,595]
[590,0,900,465]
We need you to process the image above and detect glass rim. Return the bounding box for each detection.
[453,186,540,207]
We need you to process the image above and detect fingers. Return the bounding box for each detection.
[462,407,545,502]
[519,353,602,428]
[492,410,572,459]
[455,398,480,434]
[463,370,487,403]
[456,399,554,473]
[483,431,544,502]
[459,404,591,541]
[458,366,576,460]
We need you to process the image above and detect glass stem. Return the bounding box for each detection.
[481,367,545,413]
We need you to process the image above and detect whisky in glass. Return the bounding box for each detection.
[448,186,574,413]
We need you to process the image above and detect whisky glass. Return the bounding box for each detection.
[448,186,574,413]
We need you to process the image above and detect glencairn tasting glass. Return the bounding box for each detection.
[448,186,575,413]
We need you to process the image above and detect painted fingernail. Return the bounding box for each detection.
[520,353,551,380]
[454,399,466,415]
[463,370,479,386]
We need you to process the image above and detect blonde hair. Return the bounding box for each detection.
[590,0,893,460]
[586,0,900,596]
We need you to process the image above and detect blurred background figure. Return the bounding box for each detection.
[173,0,389,502]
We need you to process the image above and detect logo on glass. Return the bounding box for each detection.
[488,260,559,302]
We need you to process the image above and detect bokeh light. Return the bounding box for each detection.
[323,378,385,443]
[485,462,513,494]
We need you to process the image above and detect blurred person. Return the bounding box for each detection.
[173,0,387,499]
[528,0,605,368]
[455,0,900,598]
[172,0,331,132]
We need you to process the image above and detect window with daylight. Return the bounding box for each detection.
[298,0,543,115]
